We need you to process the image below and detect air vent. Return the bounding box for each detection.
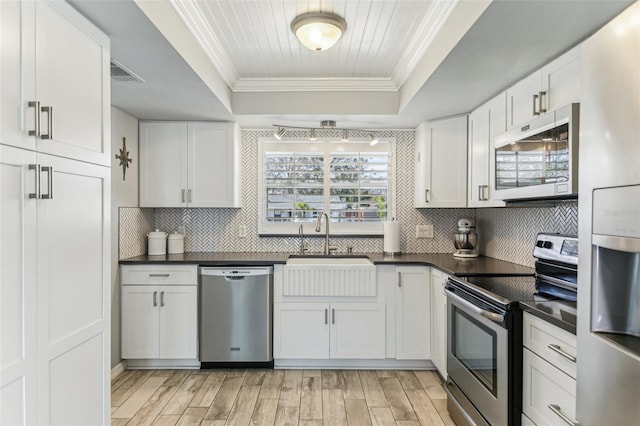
[110,60,145,83]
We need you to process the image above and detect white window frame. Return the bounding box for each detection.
[258,137,396,236]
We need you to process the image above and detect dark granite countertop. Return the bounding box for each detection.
[120,252,534,276]
[520,300,577,334]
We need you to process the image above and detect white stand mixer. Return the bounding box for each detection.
[453,218,479,258]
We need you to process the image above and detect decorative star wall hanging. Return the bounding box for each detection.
[116,137,133,181]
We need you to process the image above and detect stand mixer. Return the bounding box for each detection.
[453,218,479,258]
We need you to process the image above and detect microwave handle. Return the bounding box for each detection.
[532,93,540,116]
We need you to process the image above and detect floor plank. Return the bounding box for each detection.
[322,369,343,389]
[274,405,299,426]
[300,376,322,420]
[151,414,180,426]
[250,398,279,426]
[359,371,388,408]
[341,370,365,400]
[322,388,347,425]
[278,369,303,407]
[203,376,244,420]
[432,398,456,426]
[303,369,321,377]
[345,398,373,426]
[299,420,324,426]
[226,385,261,425]
[379,377,418,421]
[396,371,422,390]
[243,369,267,386]
[127,386,179,426]
[405,389,445,426]
[112,376,167,419]
[414,370,447,400]
[369,406,397,426]
[259,370,285,399]
[112,370,155,407]
[189,371,225,408]
[176,407,207,425]
[111,369,136,392]
[161,374,206,415]
[162,370,190,388]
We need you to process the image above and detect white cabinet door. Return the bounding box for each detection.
[0,145,37,426]
[35,153,109,425]
[0,0,36,151]
[188,122,241,208]
[330,303,385,359]
[507,71,543,129]
[395,267,431,360]
[121,286,159,359]
[522,349,577,426]
[542,46,581,112]
[414,117,468,208]
[274,303,330,359]
[158,286,198,359]
[468,94,506,208]
[430,269,447,378]
[139,122,188,207]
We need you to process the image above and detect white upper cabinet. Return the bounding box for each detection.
[139,121,242,208]
[0,0,110,165]
[468,93,507,207]
[414,116,468,208]
[506,46,581,129]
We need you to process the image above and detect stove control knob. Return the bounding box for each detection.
[536,240,544,248]
[543,241,553,249]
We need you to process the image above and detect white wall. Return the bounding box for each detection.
[110,107,139,368]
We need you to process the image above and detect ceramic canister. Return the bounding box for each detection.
[147,229,167,255]
[168,231,185,254]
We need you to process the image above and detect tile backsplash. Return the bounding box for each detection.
[119,129,578,267]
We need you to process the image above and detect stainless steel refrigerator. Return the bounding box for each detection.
[577,2,640,425]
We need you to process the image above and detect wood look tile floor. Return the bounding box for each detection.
[111,369,455,426]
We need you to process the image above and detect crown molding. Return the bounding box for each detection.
[233,78,398,93]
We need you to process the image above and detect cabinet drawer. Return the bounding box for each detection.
[523,312,576,378]
[523,349,577,426]
[121,265,198,285]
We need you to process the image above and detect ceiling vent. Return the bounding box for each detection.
[110,60,145,83]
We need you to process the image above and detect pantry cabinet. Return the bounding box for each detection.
[139,121,241,208]
[507,46,581,129]
[414,116,467,208]
[395,267,431,360]
[0,0,110,166]
[468,93,507,207]
[274,302,386,359]
[121,265,198,360]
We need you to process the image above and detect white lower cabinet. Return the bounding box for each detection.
[274,302,385,359]
[395,267,431,360]
[522,313,577,425]
[430,268,448,378]
[121,265,198,360]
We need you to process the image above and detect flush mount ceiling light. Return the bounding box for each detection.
[291,12,347,51]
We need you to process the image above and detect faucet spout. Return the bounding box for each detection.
[298,224,306,255]
[315,211,330,255]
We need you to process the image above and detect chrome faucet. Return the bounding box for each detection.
[315,211,331,255]
[298,224,307,255]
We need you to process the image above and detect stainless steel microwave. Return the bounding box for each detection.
[493,103,579,201]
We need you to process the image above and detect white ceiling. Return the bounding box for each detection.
[70,0,635,129]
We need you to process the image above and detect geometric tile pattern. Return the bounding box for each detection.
[154,129,475,255]
[149,129,578,267]
[118,207,154,260]
[476,201,578,267]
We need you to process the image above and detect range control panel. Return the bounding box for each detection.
[533,233,578,265]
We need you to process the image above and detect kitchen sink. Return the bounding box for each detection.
[284,255,376,296]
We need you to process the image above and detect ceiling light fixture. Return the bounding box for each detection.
[272,122,380,143]
[291,12,347,51]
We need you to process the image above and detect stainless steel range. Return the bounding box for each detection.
[445,233,578,426]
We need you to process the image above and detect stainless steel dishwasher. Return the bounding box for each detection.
[199,266,273,368]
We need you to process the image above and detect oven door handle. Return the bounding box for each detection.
[445,289,505,324]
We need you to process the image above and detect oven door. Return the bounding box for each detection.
[446,287,509,426]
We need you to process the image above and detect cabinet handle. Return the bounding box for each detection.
[484,185,489,201]
[28,164,41,199]
[425,189,430,203]
[324,309,328,325]
[332,308,335,324]
[40,166,53,199]
[477,185,483,201]
[181,189,186,203]
[28,101,40,136]
[187,189,192,203]
[539,91,547,114]
[398,272,402,287]
[548,404,580,426]
[153,291,157,307]
[149,273,170,277]
[547,343,577,363]
[40,106,53,140]
[160,291,165,307]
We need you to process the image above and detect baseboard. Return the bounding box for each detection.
[274,358,434,369]
[111,361,127,380]
[126,359,201,369]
